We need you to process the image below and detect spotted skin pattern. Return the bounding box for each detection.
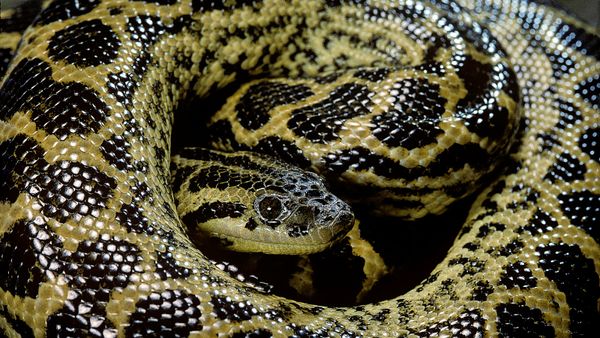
[0,0,599,337]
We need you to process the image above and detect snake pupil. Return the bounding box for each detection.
[257,195,285,221]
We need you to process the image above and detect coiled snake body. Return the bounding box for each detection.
[0,0,599,336]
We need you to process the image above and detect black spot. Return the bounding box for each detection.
[544,152,586,183]
[537,132,561,152]
[447,257,485,276]
[495,240,524,257]
[579,126,599,163]
[127,15,166,46]
[289,83,373,143]
[48,19,120,67]
[177,148,272,173]
[476,222,506,238]
[47,237,142,338]
[126,290,203,337]
[236,81,313,131]
[545,49,576,78]
[354,68,390,82]
[182,201,247,226]
[0,135,47,203]
[471,280,494,301]
[0,58,112,138]
[324,143,489,182]
[0,219,62,299]
[249,137,311,169]
[372,78,446,149]
[554,98,582,129]
[558,190,600,242]
[456,57,517,140]
[499,261,537,289]
[517,209,559,235]
[287,222,310,237]
[245,218,259,231]
[496,303,555,337]
[554,22,600,60]
[34,0,99,25]
[417,309,484,337]
[155,251,191,280]
[0,48,14,78]
[106,72,137,108]
[0,304,34,338]
[187,165,264,192]
[231,329,273,338]
[211,295,258,322]
[537,242,599,337]
[575,74,599,111]
[115,202,155,235]
[100,135,134,171]
[191,0,260,12]
[28,161,117,222]
[132,0,177,5]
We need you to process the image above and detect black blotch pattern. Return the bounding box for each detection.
[471,280,494,301]
[0,219,62,299]
[0,305,34,338]
[476,222,506,238]
[28,161,117,222]
[236,81,313,131]
[554,98,582,129]
[372,78,446,149]
[447,256,485,277]
[456,57,516,140]
[231,329,273,338]
[182,201,247,225]
[544,152,586,183]
[495,240,524,257]
[579,127,599,163]
[171,164,196,194]
[0,48,14,78]
[0,0,41,32]
[249,136,312,168]
[126,290,203,337]
[211,295,258,321]
[155,251,191,280]
[48,19,121,67]
[499,261,537,289]
[288,83,373,143]
[496,303,555,337]
[575,74,599,110]
[106,72,137,109]
[354,68,390,82]
[558,190,600,242]
[517,209,558,235]
[188,165,265,192]
[34,0,99,25]
[47,237,143,337]
[100,135,134,171]
[324,143,490,180]
[545,49,576,78]
[0,135,47,203]
[115,202,155,235]
[537,242,599,337]
[177,148,272,173]
[132,0,178,5]
[0,58,110,138]
[191,0,260,12]
[554,22,600,60]
[417,309,484,337]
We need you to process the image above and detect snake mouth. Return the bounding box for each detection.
[203,210,355,255]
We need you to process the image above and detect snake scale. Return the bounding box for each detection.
[1,0,599,336]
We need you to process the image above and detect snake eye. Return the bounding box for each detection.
[255,195,287,223]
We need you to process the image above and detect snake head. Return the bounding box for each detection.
[246,170,355,254]
[172,149,354,255]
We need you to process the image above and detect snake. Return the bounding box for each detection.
[0,0,599,336]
